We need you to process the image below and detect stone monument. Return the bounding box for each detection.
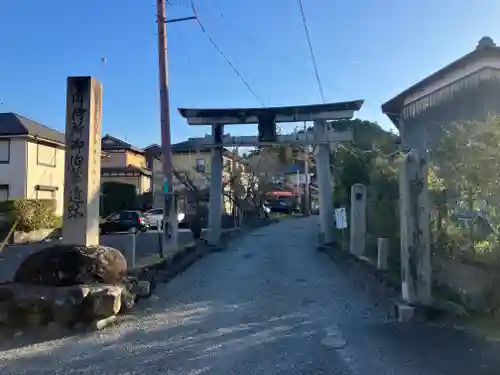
[399,149,431,306]
[62,76,103,246]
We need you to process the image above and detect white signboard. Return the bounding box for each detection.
[335,207,347,229]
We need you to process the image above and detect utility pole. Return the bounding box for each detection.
[156,0,176,254]
[156,0,196,254]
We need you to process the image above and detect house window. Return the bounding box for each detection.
[37,143,57,167]
[35,185,57,200]
[196,158,205,172]
[0,140,10,163]
[36,189,55,200]
[0,185,8,201]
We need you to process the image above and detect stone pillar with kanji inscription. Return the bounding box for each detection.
[399,149,431,306]
[62,76,103,246]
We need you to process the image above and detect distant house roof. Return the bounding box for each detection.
[143,144,162,158]
[382,37,500,127]
[172,141,206,153]
[0,112,65,145]
[144,140,237,159]
[101,165,151,176]
[101,134,144,154]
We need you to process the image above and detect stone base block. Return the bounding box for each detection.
[396,303,415,322]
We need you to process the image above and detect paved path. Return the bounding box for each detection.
[1,217,499,374]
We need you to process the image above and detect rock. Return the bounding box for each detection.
[91,315,117,330]
[52,302,78,325]
[138,270,157,291]
[137,281,151,298]
[433,299,469,317]
[0,285,14,302]
[0,285,15,325]
[16,296,51,314]
[45,321,69,336]
[0,301,12,324]
[14,244,127,286]
[120,288,135,312]
[84,286,122,318]
[24,312,46,327]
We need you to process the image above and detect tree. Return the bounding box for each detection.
[330,119,401,258]
[429,115,500,258]
[238,148,283,213]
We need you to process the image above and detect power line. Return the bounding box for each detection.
[297,0,325,103]
[189,1,265,107]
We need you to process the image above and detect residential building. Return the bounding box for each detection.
[144,141,240,213]
[0,113,65,214]
[101,135,151,195]
[382,36,500,151]
[0,114,155,216]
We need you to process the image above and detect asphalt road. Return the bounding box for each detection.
[2,217,500,374]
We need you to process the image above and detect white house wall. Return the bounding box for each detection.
[25,141,66,215]
[0,138,27,199]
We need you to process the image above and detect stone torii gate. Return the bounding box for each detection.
[178,101,364,247]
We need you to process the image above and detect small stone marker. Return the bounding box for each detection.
[377,237,389,271]
[62,76,103,246]
[350,183,367,257]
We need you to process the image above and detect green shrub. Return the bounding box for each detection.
[52,215,63,229]
[2,199,57,232]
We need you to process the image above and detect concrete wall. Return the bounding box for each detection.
[25,141,65,215]
[0,138,27,200]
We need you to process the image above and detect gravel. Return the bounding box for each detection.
[1,217,499,374]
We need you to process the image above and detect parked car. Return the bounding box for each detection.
[264,199,293,214]
[100,210,149,234]
[144,208,187,229]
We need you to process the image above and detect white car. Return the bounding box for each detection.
[144,208,186,229]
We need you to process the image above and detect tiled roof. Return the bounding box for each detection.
[102,134,144,153]
[0,112,65,144]
[101,165,151,176]
[382,37,500,127]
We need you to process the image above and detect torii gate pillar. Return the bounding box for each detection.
[314,119,335,245]
[207,124,224,246]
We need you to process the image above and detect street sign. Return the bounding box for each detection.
[335,207,347,229]
[163,177,169,194]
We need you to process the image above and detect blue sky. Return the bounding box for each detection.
[1,0,499,147]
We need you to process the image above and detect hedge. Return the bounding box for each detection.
[0,199,58,233]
